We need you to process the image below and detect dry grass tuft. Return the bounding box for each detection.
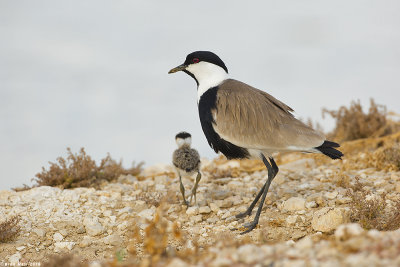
[32,147,143,189]
[347,177,400,231]
[0,215,20,243]
[42,253,87,267]
[322,99,398,142]
[116,204,195,266]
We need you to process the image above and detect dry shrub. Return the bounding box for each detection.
[323,99,390,142]
[117,204,195,266]
[0,215,20,243]
[42,253,87,267]
[32,148,143,189]
[347,177,400,231]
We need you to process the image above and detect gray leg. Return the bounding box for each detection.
[189,171,202,204]
[239,156,278,234]
[236,157,278,219]
[178,172,189,206]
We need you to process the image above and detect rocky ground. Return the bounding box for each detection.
[1,148,400,266]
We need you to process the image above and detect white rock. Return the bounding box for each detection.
[305,201,318,209]
[209,203,220,212]
[8,252,21,265]
[335,223,364,241]
[16,246,26,251]
[324,191,339,200]
[33,228,47,238]
[237,244,264,264]
[166,258,188,267]
[155,184,166,191]
[103,234,121,246]
[295,236,313,250]
[88,262,103,267]
[53,232,64,242]
[186,206,199,216]
[138,208,155,221]
[311,207,350,232]
[54,241,75,252]
[286,215,298,225]
[282,197,306,211]
[79,236,93,248]
[83,216,105,236]
[199,206,211,214]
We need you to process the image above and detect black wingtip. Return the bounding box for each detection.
[315,140,344,160]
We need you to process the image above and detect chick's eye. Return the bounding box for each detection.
[192,58,199,63]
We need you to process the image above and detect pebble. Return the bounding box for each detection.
[16,246,26,251]
[210,203,219,212]
[83,216,105,236]
[311,207,350,232]
[335,223,364,241]
[53,232,64,242]
[79,236,93,248]
[237,244,265,264]
[282,197,306,211]
[8,252,21,265]
[54,241,75,252]
[199,206,212,214]
[186,206,199,216]
[138,208,155,221]
[286,215,298,225]
[305,201,317,209]
[103,234,121,246]
[324,191,338,200]
[33,228,46,238]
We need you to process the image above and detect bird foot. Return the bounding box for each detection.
[239,220,259,234]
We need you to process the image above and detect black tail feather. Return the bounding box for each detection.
[315,140,343,160]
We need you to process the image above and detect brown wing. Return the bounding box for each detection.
[213,79,325,151]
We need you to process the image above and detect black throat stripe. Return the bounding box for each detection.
[198,86,249,160]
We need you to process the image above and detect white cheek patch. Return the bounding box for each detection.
[184,137,192,146]
[176,137,191,148]
[185,62,228,102]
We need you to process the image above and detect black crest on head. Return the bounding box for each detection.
[184,51,228,73]
[175,131,191,139]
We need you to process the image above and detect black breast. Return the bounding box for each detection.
[198,86,249,160]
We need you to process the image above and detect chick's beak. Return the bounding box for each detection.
[168,64,187,74]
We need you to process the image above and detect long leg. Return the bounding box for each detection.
[240,156,279,234]
[178,172,189,206]
[236,157,279,219]
[189,171,202,204]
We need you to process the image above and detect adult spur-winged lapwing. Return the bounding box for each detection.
[172,132,202,206]
[168,51,343,234]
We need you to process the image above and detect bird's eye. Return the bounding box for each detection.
[192,58,199,63]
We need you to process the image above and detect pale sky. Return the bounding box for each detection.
[1,1,399,190]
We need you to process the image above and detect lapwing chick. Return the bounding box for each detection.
[172,132,201,206]
[169,51,343,234]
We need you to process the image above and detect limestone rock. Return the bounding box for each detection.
[53,232,64,242]
[312,208,350,232]
[282,197,306,211]
[199,206,211,214]
[186,206,199,216]
[83,216,105,236]
[335,223,364,241]
[54,241,75,252]
[237,244,265,264]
